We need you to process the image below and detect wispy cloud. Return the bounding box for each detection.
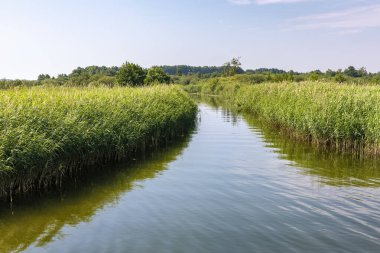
[229,0,309,5]
[256,0,309,4]
[229,0,252,5]
[288,4,380,33]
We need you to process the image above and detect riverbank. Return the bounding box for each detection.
[0,85,197,200]
[2,101,379,253]
[185,78,380,156]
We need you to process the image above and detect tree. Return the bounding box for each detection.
[334,73,347,83]
[374,74,380,84]
[344,66,367,78]
[176,67,183,76]
[67,72,91,86]
[89,76,117,87]
[309,70,321,81]
[358,67,368,77]
[144,66,171,84]
[326,69,336,77]
[116,62,146,86]
[223,57,243,77]
[37,74,51,81]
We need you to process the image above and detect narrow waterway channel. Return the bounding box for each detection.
[1,99,380,253]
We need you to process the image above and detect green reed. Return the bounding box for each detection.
[189,78,380,155]
[0,85,197,199]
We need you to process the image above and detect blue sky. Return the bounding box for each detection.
[1,0,379,79]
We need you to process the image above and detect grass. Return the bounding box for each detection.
[186,77,380,155]
[0,85,197,199]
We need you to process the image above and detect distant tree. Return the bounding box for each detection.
[89,76,117,87]
[37,74,51,81]
[246,68,287,74]
[67,72,91,86]
[309,70,321,81]
[326,69,336,77]
[57,74,68,80]
[309,73,319,81]
[344,66,357,77]
[13,80,23,87]
[334,73,347,83]
[69,66,119,78]
[116,62,146,86]
[358,67,368,77]
[223,57,243,77]
[176,67,183,76]
[161,65,225,76]
[344,66,367,78]
[144,67,171,84]
[374,74,380,84]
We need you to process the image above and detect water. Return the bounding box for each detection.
[1,100,380,253]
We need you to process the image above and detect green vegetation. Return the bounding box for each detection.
[161,65,228,76]
[222,57,243,77]
[0,136,192,253]
[187,77,380,155]
[243,113,380,187]
[199,95,380,187]
[0,85,197,199]
[171,66,380,86]
[2,60,379,89]
[145,66,171,85]
[1,63,172,89]
[116,62,147,86]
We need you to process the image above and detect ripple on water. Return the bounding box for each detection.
[1,102,380,253]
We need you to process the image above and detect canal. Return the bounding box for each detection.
[1,100,380,253]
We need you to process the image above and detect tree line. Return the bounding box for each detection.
[0,62,172,89]
[172,63,380,85]
[1,59,380,89]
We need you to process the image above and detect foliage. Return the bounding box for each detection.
[0,79,38,89]
[334,73,347,83]
[245,68,287,74]
[70,66,119,77]
[37,74,51,81]
[0,86,197,197]
[190,78,380,154]
[161,65,226,76]
[144,66,171,84]
[344,66,367,78]
[2,63,380,90]
[116,62,146,86]
[223,57,243,77]
[88,76,117,87]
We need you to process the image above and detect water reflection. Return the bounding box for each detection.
[0,137,192,253]
[1,97,380,253]
[197,94,380,188]
[243,114,380,187]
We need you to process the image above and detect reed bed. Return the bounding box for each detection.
[0,86,197,199]
[190,79,380,155]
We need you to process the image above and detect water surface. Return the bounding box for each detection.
[1,100,380,253]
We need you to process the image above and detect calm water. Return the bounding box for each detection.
[1,100,380,253]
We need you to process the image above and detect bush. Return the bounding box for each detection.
[144,67,171,84]
[116,62,146,86]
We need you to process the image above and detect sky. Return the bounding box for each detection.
[0,0,380,79]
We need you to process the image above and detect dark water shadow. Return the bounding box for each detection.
[244,114,380,187]
[0,134,194,253]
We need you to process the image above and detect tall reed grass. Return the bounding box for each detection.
[0,85,197,199]
[189,79,380,155]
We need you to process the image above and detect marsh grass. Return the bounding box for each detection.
[0,85,197,200]
[190,79,380,156]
